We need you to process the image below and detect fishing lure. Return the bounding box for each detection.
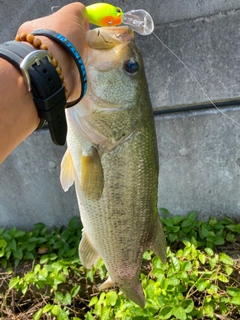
[86,3,154,35]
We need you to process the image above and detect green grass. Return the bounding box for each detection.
[0,211,240,319]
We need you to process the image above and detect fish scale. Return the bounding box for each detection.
[60,26,166,308]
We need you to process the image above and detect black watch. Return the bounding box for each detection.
[0,40,67,145]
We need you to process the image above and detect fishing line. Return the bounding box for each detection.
[152,31,240,126]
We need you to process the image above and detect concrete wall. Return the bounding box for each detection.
[1,0,240,229]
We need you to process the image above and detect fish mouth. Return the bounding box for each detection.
[86,26,134,50]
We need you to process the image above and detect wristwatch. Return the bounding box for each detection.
[0,40,67,145]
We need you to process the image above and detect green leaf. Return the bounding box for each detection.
[39,267,48,280]
[33,309,43,320]
[227,287,240,297]
[9,276,20,290]
[219,253,234,266]
[225,266,233,276]
[106,291,118,306]
[181,299,194,313]
[226,224,240,233]
[181,220,192,228]
[42,304,53,313]
[9,238,17,251]
[172,306,187,320]
[160,208,170,215]
[58,308,69,320]
[49,253,58,260]
[200,225,209,238]
[230,295,240,305]
[218,273,229,283]
[166,276,180,286]
[209,256,218,269]
[186,211,197,221]
[213,236,225,245]
[27,243,37,251]
[171,256,180,271]
[51,305,60,316]
[55,292,64,303]
[89,296,98,307]
[152,256,162,269]
[2,232,12,241]
[63,293,72,305]
[85,312,95,320]
[13,248,23,260]
[226,232,236,242]
[0,249,5,258]
[68,216,79,230]
[21,282,28,295]
[0,238,7,248]
[14,230,26,238]
[163,218,174,228]
[196,279,209,291]
[204,247,214,256]
[198,253,206,264]
[29,237,40,243]
[203,304,214,317]
[172,215,184,225]
[167,233,178,242]
[87,268,95,282]
[143,251,152,261]
[71,285,81,298]
[219,302,228,315]
[23,252,35,260]
[207,284,218,295]
[159,306,172,319]
[40,255,49,264]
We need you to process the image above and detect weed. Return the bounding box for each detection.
[0,212,239,319]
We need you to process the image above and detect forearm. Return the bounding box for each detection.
[0,59,39,163]
[0,2,88,164]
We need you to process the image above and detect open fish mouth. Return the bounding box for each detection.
[86,26,134,49]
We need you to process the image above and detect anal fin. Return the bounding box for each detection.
[98,277,115,290]
[79,230,100,269]
[80,147,104,200]
[147,216,166,263]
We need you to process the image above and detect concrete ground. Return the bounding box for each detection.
[1,0,240,229]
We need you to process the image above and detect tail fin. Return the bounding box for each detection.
[122,282,146,308]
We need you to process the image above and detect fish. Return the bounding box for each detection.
[60,26,166,308]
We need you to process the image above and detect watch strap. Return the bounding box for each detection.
[32,29,88,107]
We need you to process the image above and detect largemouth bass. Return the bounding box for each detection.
[60,26,166,308]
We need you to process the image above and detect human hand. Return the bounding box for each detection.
[17,2,89,101]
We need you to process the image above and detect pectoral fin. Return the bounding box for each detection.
[60,149,75,192]
[79,230,100,268]
[147,216,166,264]
[80,147,104,200]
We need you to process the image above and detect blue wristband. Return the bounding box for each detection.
[32,29,87,107]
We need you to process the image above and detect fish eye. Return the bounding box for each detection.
[116,7,122,13]
[124,59,139,75]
